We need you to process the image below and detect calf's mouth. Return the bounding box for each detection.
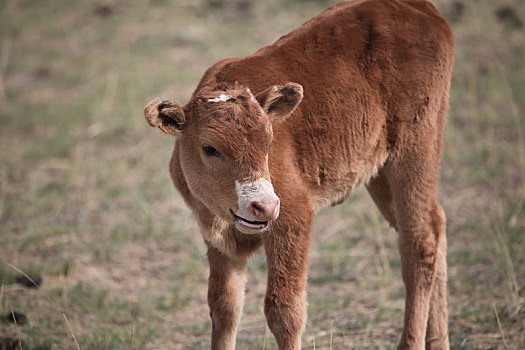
[230,209,269,230]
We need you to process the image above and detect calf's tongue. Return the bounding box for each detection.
[239,218,267,229]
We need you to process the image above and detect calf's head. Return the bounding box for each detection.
[144,82,303,234]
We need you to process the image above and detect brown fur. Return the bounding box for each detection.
[144,0,454,349]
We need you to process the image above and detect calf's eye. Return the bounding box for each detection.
[202,144,219,156]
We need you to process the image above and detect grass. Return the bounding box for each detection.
[1,0,524,348]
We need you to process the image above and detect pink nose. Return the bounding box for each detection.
[249,199,280,221]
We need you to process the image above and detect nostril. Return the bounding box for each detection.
[249,201,280,220]
[250,202,263,216]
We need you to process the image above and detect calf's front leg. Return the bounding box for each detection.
[264,211,311,350]
[207,245,248,350]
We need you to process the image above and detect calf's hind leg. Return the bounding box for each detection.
[425,203,449,350]
[386,152,448,350]
[425,100,451,350]
[366,172,397,230]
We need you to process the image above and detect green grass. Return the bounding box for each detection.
[1,0,524,348]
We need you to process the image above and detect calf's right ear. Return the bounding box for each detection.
[144,98,186,136]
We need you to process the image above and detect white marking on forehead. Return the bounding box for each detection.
[246,88,257,103]
[235,177,278,214]
[207,94,232,103]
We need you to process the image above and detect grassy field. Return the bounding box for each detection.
[0,0,524,349]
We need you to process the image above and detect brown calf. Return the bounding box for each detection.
[144,0,454,349]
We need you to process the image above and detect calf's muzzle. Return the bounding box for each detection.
[250,199,280,221]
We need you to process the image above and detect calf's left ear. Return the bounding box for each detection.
[144,98,186,136]
[256,82,303,122]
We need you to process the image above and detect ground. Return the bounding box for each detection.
[0,0,524,349]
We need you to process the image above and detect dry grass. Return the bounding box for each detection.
[0,0,524,349]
